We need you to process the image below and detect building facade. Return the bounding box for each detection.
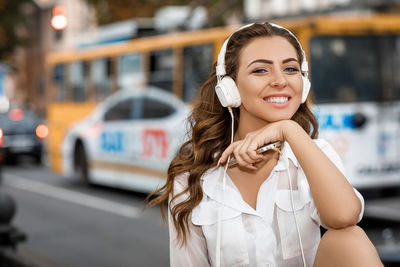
[8,0,95,115]
[244,0,400,20]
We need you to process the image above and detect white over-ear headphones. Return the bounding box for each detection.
[215,22,311,108]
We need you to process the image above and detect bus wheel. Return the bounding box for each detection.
[74,143,90,185]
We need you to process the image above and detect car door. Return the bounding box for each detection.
[128,94,184,172]
[89,97,138,185]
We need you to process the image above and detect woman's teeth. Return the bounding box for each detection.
[266,97,289,103]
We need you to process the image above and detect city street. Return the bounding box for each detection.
[1,157,400,266]
[1,158,169,267]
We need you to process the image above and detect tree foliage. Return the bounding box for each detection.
[85,0,242,26]
[85,0,191,25]
[0,0,33,61]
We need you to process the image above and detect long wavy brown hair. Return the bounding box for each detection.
[146,22,319,245]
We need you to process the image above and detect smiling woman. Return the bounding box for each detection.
[146,22,383,267]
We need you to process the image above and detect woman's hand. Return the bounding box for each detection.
[218,120,294,169]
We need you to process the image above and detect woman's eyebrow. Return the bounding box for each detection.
[247,58,299,68]
[282,58,299,64]
[247,59,273,68]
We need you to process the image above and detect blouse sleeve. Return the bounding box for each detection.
[309,139,365,228]
[169,174,210,267]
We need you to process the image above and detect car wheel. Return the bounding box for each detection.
[5,153,17,165]
[74,143,90,185]
[34,152,42,165]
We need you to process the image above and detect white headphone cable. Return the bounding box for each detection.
[216,107,234,267]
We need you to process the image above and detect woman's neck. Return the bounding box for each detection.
[235,107,269,140]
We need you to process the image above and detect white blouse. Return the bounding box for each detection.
[169,139,364,267]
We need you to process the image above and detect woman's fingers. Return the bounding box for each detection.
[218,140,263,168]
[238,134,263,162]
[218,142,236,166]
[217,121,286,168]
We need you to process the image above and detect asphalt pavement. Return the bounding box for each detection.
[1,159,169,267]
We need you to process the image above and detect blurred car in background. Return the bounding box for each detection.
[0,108,48,164]
[0,129,3,179]
[61,87,191,193]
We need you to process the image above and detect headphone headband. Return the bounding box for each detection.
[216,23,254,77]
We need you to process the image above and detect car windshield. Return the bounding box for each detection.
[0,109,40,134]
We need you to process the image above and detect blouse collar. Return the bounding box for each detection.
[201,166,258,215]
[201,142,299,215]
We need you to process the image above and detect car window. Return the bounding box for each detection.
[104,96,176,121]
[140,97,175,119]
[0,110,40,134]
[104,99,133,121]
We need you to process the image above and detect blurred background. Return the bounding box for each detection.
[0,0,400,266]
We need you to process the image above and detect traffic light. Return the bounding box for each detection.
[50,5,68,30]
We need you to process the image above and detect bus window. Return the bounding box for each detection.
[394,36,400,99]
[118,53,144,90]
[69,61,89,102]
[149,49,174,93]
[183,44,213,102]
[310,36,380,103]
[52,64,66,102]
[379,36,400,100]
[92,58,112,101]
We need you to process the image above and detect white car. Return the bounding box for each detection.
[61,87,191,193]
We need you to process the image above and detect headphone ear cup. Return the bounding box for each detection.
[215,76,241,107]
[301,75,311,104]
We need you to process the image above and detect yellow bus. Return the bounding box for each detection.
[45,14,400,191]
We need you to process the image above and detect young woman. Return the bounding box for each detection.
[147,22,382,267]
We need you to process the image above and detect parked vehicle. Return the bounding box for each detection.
[0,130,3,180]
[0,108,48,164]
[61,87,190,192]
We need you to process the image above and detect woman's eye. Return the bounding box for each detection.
[252,68,268,74]
[284,67,299,73]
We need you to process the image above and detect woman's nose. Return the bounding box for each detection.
[270,70,287,88]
